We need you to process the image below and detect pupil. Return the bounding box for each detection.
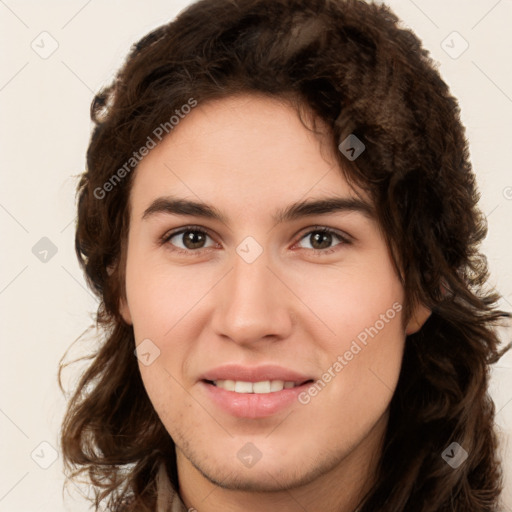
[312,232,331,249]
[184,231,205,249]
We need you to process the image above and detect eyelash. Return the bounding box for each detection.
[160,225,351,257]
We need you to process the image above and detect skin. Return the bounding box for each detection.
[120,93,430,512]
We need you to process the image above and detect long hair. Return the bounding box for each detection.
[59,0,511,510]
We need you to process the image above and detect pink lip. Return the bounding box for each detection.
[199,364,313,384]
[200,380,313,418]
[198,364,315,419]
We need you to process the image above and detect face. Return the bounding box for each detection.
[120,94,425,492]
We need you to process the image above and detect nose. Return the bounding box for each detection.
[210,249,294,347]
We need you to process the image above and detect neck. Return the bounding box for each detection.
[176,412,387,512]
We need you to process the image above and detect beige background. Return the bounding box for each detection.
[0,0,511,510]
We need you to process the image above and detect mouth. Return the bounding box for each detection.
[200,378,315,418]
[198,364,316,418]
[203,378,313,393]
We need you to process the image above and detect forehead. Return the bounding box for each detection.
[129,93,368,219]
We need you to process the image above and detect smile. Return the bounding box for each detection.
[201,379,314,418]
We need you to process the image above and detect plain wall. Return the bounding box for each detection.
[0,0,511,510]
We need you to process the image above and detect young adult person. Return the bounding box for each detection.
[59,0,511,510]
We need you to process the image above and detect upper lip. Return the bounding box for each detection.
[200,364,314,384]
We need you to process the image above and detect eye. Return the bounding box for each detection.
[295,227,351,254]
[162,226,218,255]
[160,225,351,257]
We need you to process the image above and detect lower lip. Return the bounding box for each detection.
[200,380,312,419]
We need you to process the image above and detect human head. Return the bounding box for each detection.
[60,1,510,510]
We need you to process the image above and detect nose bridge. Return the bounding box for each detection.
[211,245,292,344]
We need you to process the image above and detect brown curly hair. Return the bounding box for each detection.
[59,0,511,510]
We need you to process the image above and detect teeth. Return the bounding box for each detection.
[253,381,271,393]
[270,380,284,392]
[222,379,236,391]
[213,379,299,393]
[234,380,253,393]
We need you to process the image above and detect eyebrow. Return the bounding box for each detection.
[142,195,374,224]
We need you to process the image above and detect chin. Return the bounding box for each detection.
[195,462,313,492]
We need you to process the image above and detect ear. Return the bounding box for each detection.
[405,302,431,335]
[119,296,133,325]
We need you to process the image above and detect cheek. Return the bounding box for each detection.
[124,251,203,338]
[284,258,405,350]
[124,255,203,407]
[137,362,192,438]
[305,307,405,439]
[290,261,405,417]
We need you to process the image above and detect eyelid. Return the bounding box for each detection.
[162,224,213,241]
